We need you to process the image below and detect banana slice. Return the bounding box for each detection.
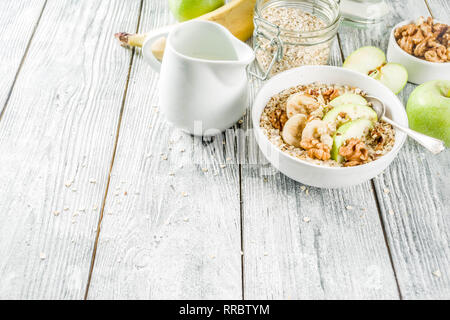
[301,119,333,148]
[282,114,308,147]
[286,93,319,118]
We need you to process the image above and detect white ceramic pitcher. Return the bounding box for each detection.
[142,20,255,136]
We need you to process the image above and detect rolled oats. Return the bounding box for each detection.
[260,82,396,167]
[255,7,332,76]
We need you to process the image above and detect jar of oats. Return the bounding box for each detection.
[252,0,341,80]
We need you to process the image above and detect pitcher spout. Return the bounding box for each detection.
[230,36,255,66]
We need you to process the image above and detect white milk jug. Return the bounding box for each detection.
[142,20,255,136]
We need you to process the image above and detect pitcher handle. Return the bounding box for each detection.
[142,25,173,73]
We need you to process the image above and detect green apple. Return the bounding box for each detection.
[406,80,450,147]
[169,0,225,22]
[343,46,386,74]
[323,104,377,124]
[369,63,408,95]
[331,119,374,162]
[329,93,368,107]
[343,46,408,94]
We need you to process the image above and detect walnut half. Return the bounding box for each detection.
[269,109,288,130]
[339,138,369,167]
[300,138,331,161]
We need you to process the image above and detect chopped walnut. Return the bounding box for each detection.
[269,109,288,130]
[322,88,341,103]
[300,138,331,161]
[339,138,369,166]
[395,17,449,63]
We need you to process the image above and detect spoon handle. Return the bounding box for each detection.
[381,116,445,154]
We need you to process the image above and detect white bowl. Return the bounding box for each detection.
[387,20,450,85]
[252,66,408,188]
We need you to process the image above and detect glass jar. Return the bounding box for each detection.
[252,0,341,80]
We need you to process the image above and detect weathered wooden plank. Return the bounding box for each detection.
[0,0,46,113]
[241,38,399,299]
[339,0,450,299]
[86,0,243,299]
[426,0,450,21]
[0,0,141,299]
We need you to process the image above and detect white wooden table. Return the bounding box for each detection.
[0,0,448,300]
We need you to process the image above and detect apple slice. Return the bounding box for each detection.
[329,93,368,107]
[343,46,386,74]
[343,46,408,94]
[323,104,377,124]
[331,119,374,163]
[370,63,408,94]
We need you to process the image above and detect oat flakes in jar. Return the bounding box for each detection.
[252,0,341,80]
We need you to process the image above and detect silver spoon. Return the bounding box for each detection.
[366,96,445,154]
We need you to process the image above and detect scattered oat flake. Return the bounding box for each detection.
[181,192,188,197]
[183,217,189,222]
[303,216,311,223]
[169,172,175,176]
[64,207,69,211]
[202,168,208,172]
[346,205,353,210]
[53,210,60,216]
[220,164,226,168]
[39,252,46,260]
[65,180,74,187]
[72,188,77,192]
[305,189,309,195]
[162,155,168,160]
[263,252,268,256]
[383,188,390,194]
[300,186,306,191]
[388,209,394,215]
[89,179,96,184]
[432,270,441,278]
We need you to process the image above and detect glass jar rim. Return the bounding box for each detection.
[255,0,342,37]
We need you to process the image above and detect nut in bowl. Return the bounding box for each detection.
[387,17,450,84]
[252,66,408,188]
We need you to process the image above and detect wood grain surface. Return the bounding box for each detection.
[86,0,243,299]
[338,0,450,299]
[0,0,141,299]
[0,0,46,114]
[0,0,448,300]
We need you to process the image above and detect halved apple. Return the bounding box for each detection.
[343,46,386,74]
[323,103,377,124]
[370,63,408,95]
[329,93,368,107]
[331,119,374,163]
[343,46,408,94]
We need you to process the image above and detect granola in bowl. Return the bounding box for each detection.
[260,82,396,167]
